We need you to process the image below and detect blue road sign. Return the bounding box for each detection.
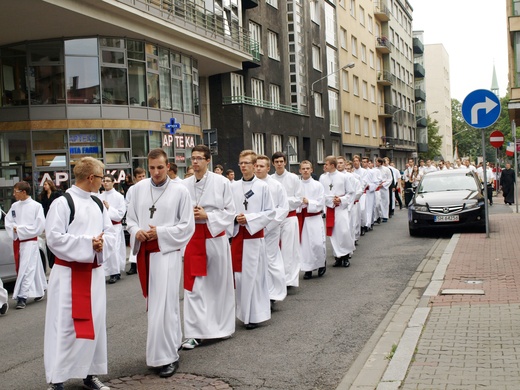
[461,89,501,129]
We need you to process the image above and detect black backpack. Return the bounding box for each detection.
[63,192,104,225]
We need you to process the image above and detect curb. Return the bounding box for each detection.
[337,234,456,390]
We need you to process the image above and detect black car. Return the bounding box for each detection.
[408,169,486,236]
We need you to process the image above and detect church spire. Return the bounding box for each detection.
[491,63,499,97]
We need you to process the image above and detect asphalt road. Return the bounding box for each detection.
[0,207,438,390]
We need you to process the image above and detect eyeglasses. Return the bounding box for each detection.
[102,179,112,182]
[14,190,23,193]
[238,162,252,166]
[93,175,103,180]
[191,156,207,162]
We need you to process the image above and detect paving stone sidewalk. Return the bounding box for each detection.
[401,202,520,389]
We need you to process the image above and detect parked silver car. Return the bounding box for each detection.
[0,208,48,283]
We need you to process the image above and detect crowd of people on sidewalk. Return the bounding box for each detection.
[0,147,517,390]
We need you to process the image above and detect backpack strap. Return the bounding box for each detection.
[63,192,104,226]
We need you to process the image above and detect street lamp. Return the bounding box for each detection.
[310,62,355,95]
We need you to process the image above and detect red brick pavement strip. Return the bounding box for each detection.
[105,373,233,389]
[431,206,520,307]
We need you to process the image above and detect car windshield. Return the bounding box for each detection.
[417,173,478,193]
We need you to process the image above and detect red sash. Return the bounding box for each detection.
[136,239,160,299]
[184,224,225,291]
[287,210,297,218]
[231,225,264,273]
[297,209,322,241]
[326,207,335,236]
[111,220,121,225]
[13,237,38,274]
[54,257,100,340]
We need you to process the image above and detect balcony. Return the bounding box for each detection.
[117,0,253,57]
[242,39,261,68]
[416,116,427,128]
[377,103,395,117]
[374,1,390,22]
[242,0,259,9]
[414,63,425,78]
[222,95,304,115]
[415,88,426,102]
[377,70,394,86]
[413,37,424,54]
[376,37,392,54]
[382,137,417,150]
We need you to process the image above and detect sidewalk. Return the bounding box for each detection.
[341,196,520,390]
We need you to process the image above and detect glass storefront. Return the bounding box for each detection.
[0,37,199,113]
[0,129,200,198]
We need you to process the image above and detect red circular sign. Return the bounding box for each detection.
[489,130,504,148]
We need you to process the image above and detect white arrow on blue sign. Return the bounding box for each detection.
[461,89,501,129]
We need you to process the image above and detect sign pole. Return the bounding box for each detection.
[514,120,518,213]
[481,129,489,237]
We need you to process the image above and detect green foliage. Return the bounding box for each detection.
[418,116,442,161]
[452,95,514,164]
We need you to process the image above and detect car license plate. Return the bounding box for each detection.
[434,215,459,222]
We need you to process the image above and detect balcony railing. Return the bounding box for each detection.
[376,36,392,53]
[117,0,254,57]
[223,95,304,115]
[373,1,390,22]
[377,70,394,86]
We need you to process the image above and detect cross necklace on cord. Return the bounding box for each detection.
[149,179,170,218]
[194,172,209,207]
[242,180,253,211]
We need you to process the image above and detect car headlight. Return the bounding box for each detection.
[464,201,480,210]
[414,205,428,212]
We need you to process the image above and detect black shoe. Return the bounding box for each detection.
[342,255,351,268]
[34,296,44,302]
[376,218,381,224]
[360,229,365,236]
[108,276,118,284]
[83,375,110,389]
[126,267,137,275]
[245,323,258,330]
[159,361,179,378]
[16,298,26,309]
[116,273,121,280]
[0,302,8,315]
[303,271,312,280]
[47,383,64,390]
[333,257,342,267]
[318,265,326,277]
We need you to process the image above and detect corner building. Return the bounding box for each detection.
[0,0,253,207]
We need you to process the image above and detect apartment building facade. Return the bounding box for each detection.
[507,0,520,126]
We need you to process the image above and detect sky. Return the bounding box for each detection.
[410,0,508,102]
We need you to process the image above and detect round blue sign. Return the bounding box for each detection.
[461,89,501,129]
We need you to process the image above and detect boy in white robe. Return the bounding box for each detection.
[271,152,303,287]
[319,156,356,268]
[126,148,195,378]
[298,161,326,279]
[5,181,47,309]
[376,157,393,222]
[98,174,126,283]
[353,156,369,235]
[180,145,236,349]
[255,155,288,304]
[230,150,275,329]
[125,167,146,275]
[44,157,117,390]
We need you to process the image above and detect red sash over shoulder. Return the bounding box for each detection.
[231,225,264,273]
[54,257,100,340]
[136,239,160,299]
[13,237,38,274]
[184,223,225,291]
[326,207,335,236]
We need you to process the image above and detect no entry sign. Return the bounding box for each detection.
[489,130,504,148]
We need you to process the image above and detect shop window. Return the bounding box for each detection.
[32,130,67,150]
[69,130,102,160]
[104,129,130,148]
[65,38,98,56]
[149,131,162,149]
[29,65,65,105]
[0,131,31,163]
[66,57,100,104]
[105,151,129,164]
[101,67,128,105]
[147,72,160,108]
[127,40,145,61]
[1,46,28,107]
[35,153,68,168]
[131,130,149,158]
[129,61,146,106]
